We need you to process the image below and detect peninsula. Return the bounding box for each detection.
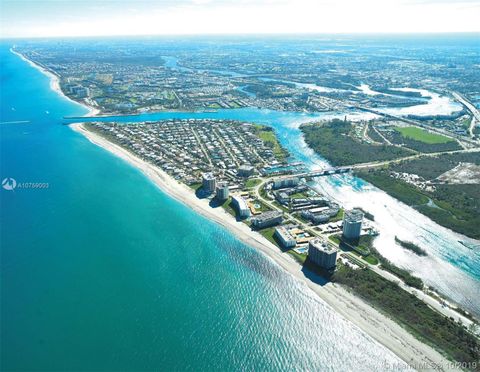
[72,119,479,367]
[13,43,480,369]
[301,119,480,239]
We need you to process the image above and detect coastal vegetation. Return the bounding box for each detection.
[301,119,412,166]
[373,87,424,98]
[370,247,424,289]
[333,265,480,365]
[395,236,427,256]
[333,234,424,288]
[354,207,375,221]
[356,152,480,239]
[243,81,296,99]
[366,125,385,143]
[386,151,480,179]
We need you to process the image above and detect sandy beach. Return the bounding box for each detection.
[13,44,455,369]
[71,122,454,370]
[10,48,100,117]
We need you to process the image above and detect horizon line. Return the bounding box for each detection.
[0,30,480,40]
[2,30,480,41]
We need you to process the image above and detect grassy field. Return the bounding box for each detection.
[251,199,271,212]
[328,235,341,244]
[287,250,307,264]
[351,251,378,265]
[220,198,237,217]
[258,227,279,246]
[329,208,344,222]
[301,120,412,166]
[394,126,451,144]
[245,178,262,188]
[189,183,203,191]
[254,125,289,161]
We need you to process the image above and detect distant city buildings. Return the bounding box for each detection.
[65,84,90,98]
[231,195,251,218]
[308,238,338,270]
[343,208,364,240]
[251,210,283,229]
[202,172,217,194]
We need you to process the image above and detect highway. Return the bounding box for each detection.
[452,91,480,138]
[352,102,479,148]
[369,262,475,329]
[271,147,480,180]
[348,147,480,170]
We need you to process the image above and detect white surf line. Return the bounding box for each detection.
[0,120,31,125]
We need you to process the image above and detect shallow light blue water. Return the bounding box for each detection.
[1,45,413,370]
[75,107,480,315]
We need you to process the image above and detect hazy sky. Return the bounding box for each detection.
[1,0,480,38]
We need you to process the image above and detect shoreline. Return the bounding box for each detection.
[10,48,100,117]
[12,45,462,367]
[71,122,452,370]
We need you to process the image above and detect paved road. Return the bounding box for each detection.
[452,91,480,138]
[251,176,478,330]
[353,101,479,148]
[369,263,475,329]
[350,146,480,170]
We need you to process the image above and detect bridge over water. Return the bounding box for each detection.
[283,167,352,179]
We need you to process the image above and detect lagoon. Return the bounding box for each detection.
[0,43,410,371]
[1,41,478,370]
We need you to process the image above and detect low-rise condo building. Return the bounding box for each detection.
[251,211,283,229]
[272,177,299,190]
[231,195,251,218]
[274,226,297,248]
[238,165,255,178]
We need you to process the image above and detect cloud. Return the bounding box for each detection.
[1,0,479,38]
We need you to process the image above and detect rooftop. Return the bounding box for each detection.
[203,172,216,181]
[309,238,337,253]
[344,208,364,223]
[252,210,283,222]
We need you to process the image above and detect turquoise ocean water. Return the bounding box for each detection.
[0,45,410,370]
[2,39,479,370]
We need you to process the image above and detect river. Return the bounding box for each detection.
[1,43,413,372]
